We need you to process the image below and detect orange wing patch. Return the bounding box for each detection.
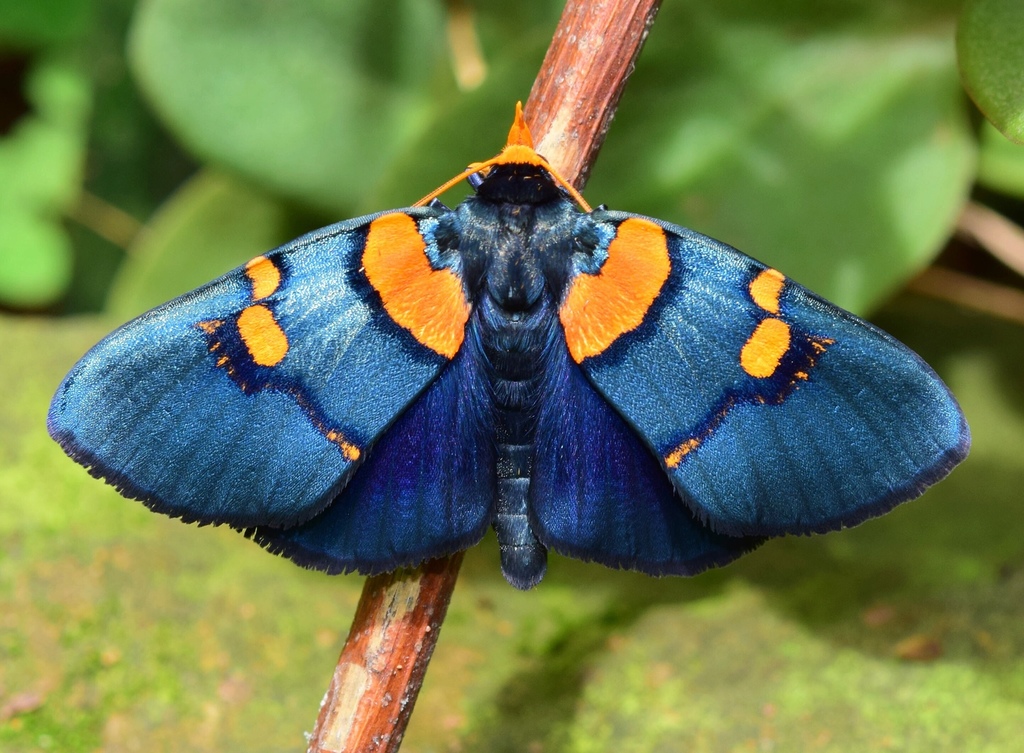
[362,213,470,359]
[237,304,289,366]
[664,438,701,469]
[749,268,784,314]
[740,318,791,378]
[560,218,671,363]
[245,256,282,300]
[324,430,361,462]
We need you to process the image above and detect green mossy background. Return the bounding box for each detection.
[3,0,1024,750]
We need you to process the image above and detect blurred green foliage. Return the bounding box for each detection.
[958,0,1024,145]
[0,57,88,307]
[3,0,1024,750]
[0,0,1019,313]
[121,0,977,313]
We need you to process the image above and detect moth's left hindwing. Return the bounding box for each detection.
[563,211,970,539]
[48,210,482,545]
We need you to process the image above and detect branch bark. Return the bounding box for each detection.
[306,1,662,750]
[307,555,464,752]
[527,0,662,188]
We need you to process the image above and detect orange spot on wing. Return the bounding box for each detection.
[362,213,470,359]
[560,218,671,362]
[245,256,282,300]
[664,400,736,469]
[749,268,785,314]
[740,318,791,378]
[325,430,361,462]
[665,438,701,469]
[236,305,289,366]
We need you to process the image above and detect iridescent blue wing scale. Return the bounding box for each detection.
[562,211,970,540]
[48,210,484,549]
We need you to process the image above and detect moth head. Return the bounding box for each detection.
[415,102,591,211]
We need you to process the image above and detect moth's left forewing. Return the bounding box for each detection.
[47,210,472,535]
[563,211,970,538]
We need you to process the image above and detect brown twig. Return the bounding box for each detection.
[68,191,146,251]
[527,0,662,187]
[306,1,662,750]
[907,266,1024,326]
[955,201,1024,279]
[307,555,464,752]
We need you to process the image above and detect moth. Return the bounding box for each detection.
[49,104,969,589]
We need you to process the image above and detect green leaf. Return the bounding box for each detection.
[0,210,73,308]
[0,57,90,307]
[128,0,450,214]
[107,169,293,321]
[978,120,1024,198]
[587,1,975,314]
[958,0,1024,144]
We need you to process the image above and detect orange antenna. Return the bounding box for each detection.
[415,102,592,212]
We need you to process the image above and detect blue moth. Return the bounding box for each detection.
[49,105,969,589]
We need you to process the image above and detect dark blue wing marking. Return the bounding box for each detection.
[530,337,763,574]
[48,210,453,529]
[249,344,495,574]
[575,211,970,538]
